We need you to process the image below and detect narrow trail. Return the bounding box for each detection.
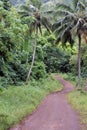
[10,76,81,130]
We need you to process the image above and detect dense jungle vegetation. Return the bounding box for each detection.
[0,0,87,130]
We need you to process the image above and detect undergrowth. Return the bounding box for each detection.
[0,76,63,130]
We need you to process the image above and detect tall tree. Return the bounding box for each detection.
[19,4,51,84]
[53,0,87,89]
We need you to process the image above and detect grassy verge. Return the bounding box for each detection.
[68,91,87,130]
[0,76,63,130]
[57,72,78,86]
[58,72,86,89]
[57,73,87,129]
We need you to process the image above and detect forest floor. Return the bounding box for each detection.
[10,75,81,130]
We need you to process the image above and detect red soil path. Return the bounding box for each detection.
[10,76,81,130]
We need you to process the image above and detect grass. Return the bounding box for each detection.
[68,91,87,130]
[57,72,78,86]
[58,72,87,89]
[0,76,63,130]
[58,73,87,130]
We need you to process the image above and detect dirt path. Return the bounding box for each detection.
[10,76,81,130]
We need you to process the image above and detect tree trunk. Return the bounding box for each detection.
[25,32,37,84]
[78,35,81,89]
[85,78,87,91]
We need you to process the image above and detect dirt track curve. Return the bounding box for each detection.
[10,76,81,130]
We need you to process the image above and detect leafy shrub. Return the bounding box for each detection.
[31,61,47,79]
[43,46,71,73]
[69,54,78,75]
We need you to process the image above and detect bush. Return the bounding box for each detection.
[31,61,47,79]
[43,46,71,73]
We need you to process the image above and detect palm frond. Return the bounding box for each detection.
[41,16,51,32]
[18,3,52,35]
[29,22,36,35]
[61,31,70,45]
[60,24,75,46]
[54,21,75,46]
[54,10,75,18]
[42,10,54,14]
[79,1,85,9]
[53,0,87,47]
[82,0,87,5]
[20,5,36,12]
[54,23,74,46]
[52,14,75,32]
[42,10,54,23]
[54,31,73,46]
[20,5,32,12]
[72,0,86,10]
[72,0,79,9]
[38,25,42,35]
[54,36,61,44]
[52,19,62,31]
[42,22,50,32]
[76,1,85,12]
[67,34,74,47]
[54,22,71,35]
[18,11,32,17]
[56,3,74,13]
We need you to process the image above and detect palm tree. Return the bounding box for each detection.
[52,0,87,89]
[19,4,51,84]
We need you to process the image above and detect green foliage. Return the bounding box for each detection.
[81,43,87,77]
[43,46,71,73]
[37,35,49,46]
[53,0,87,48]
[46,34,56,45]
[69,54,78,75]
[0,15,30,84]
[69,42,87,77]
[0,1,53,86]
[31,61,47,79]
[58,72,79,87]
[1,0,11,10]
[30,0,42,8]
[0,76,63,130]
[19,2,51,35]
[0,50,29,86]
[0,0,83,88]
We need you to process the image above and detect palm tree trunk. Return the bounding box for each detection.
[78,34,81,89]
[25,32,37,84]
